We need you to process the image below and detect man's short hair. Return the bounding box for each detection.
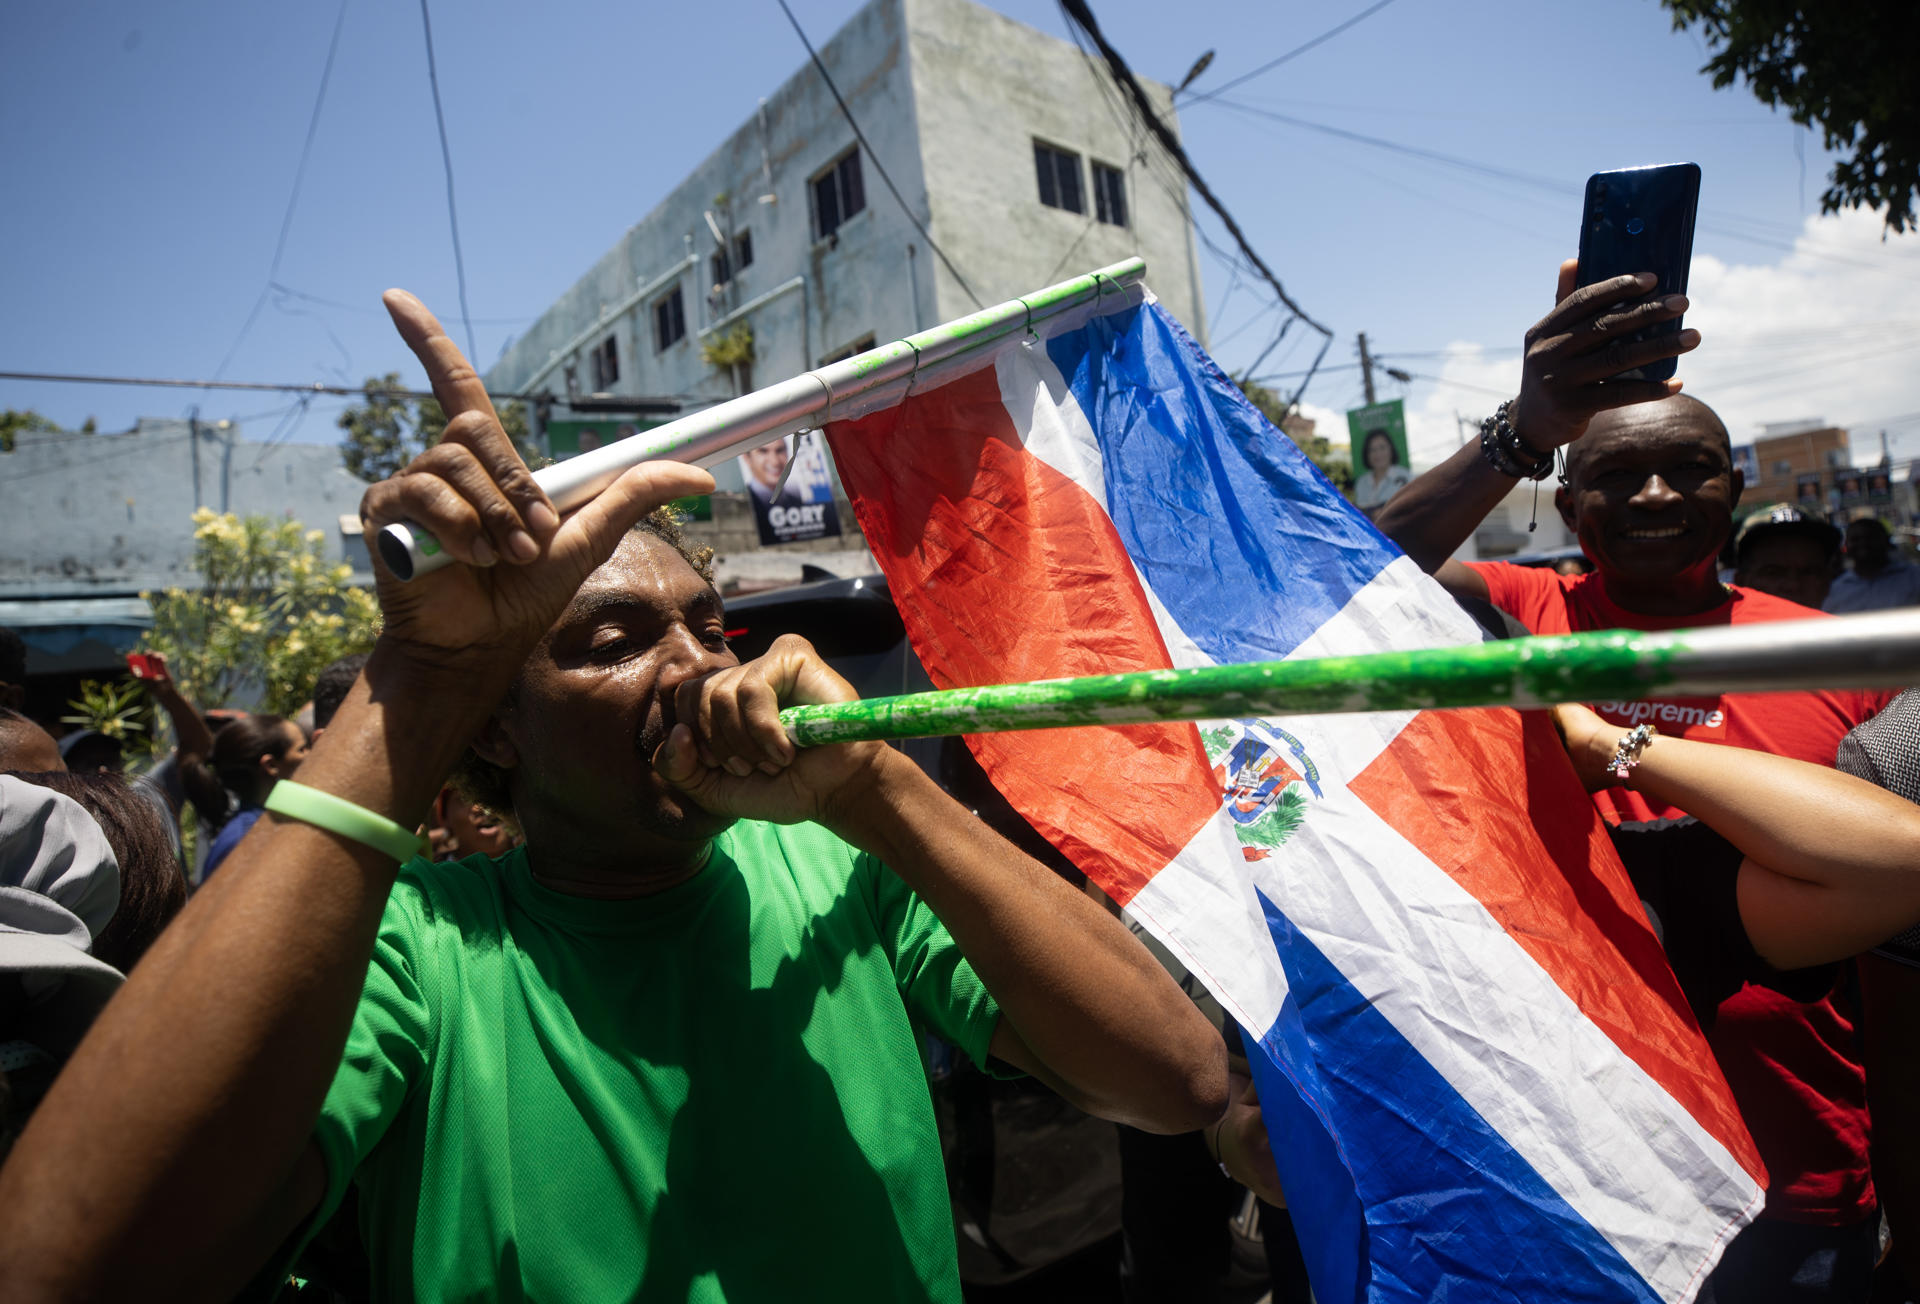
[1849,517,1891,541]
[449,508,716,819]
[0,626,26,686]
[311,653,372,730]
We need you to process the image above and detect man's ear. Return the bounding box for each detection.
[1555,485,1578,535]
[468,712,519,770]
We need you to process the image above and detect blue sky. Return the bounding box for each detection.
[5,0,1918,464]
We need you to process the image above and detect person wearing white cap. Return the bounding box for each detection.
[0,775,123,1161]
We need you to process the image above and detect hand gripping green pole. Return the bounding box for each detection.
[777,610,1920,747]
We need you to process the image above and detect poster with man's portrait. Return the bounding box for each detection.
[740,432,842,546]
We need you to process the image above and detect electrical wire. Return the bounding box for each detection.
[0,369,696,405]
[417,0,478,362]
[268,281,532,325]
[1057,0,1334,408]
[1178,0,1402,109]
[774,0,985,310]
[1200,96,1913,272]
[211,0,350,380]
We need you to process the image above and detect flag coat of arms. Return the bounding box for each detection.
[824,282,1766,1302]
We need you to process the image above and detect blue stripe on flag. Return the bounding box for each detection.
[1251,889,1662,1304]
[1046,302,1401,663]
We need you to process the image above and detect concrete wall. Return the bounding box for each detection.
[0,419,374,600]
[903,0,1205,338]
[487,0,931,429]
[486,0,1208,434]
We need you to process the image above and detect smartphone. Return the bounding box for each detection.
[125,651,166,680]
[1576,163,1700,382]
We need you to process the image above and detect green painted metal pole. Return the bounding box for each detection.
[779,610,1920,746]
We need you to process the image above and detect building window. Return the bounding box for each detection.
[1034,141,1084,214]
[653,286,686,352]
[591,335,619,390]
[812,148,866,240]
[819,333,877,366]
[1772,460,1793,476]
[734,230,754,270]
[710,248,732,289]
[1092,161,1127,226]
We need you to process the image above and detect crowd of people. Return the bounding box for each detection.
[2,267,1919,1304]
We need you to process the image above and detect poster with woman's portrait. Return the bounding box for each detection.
[1346,399,1411,515]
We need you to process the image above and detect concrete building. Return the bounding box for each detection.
[486,0,1205,586]
[0,418,373,693]
[1741,420,1853,512]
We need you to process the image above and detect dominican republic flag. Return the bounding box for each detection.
[824,282,1765,1302]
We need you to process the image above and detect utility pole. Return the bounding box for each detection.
[187,405,202,509]
[1357,332,1376,405]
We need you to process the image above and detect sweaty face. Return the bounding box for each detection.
[1559,400,1740,589]
[502,532,738,848]
[1737,535,1834,610]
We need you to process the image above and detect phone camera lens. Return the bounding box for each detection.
[1625,217,1645,235]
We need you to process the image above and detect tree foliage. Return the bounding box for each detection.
[1,408,59,454]
[338,372,535,482]
[1235,377,1354,492]
[1662,0,1920,233]
[141,509,380,715]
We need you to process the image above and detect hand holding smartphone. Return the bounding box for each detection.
[126,651,170,684]
[1575,163,1701,382]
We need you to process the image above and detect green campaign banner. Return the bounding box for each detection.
[546,418,710,519]
[1347,399,1411,513]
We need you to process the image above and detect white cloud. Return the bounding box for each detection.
[1398,208,1920,468]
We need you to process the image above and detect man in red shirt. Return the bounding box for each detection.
[1378,261,1886,1301]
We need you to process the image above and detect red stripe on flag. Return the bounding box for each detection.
[826,364,1220,903]
[1349,707,1766,1178]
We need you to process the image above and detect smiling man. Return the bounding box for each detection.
[0,293,1225,1303]
[1377,261,1891,1301]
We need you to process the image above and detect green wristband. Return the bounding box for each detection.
[263,781,428,864]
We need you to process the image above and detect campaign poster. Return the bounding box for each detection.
[1795,472,1824,508]
[1346,400,1410,514]
[547,418,647,460]
[1835,469,1866,506]
[1730,444,1759,485]
[740,432,842,546]
[549,419,709,519]
[1869,468,1894,503]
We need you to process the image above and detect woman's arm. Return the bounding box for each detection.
[1555,703,1920,970]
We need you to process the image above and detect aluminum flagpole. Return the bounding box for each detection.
[380,258,1149,580]
[777,610,1920,746]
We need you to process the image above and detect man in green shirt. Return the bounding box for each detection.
[0,292,1227,1302]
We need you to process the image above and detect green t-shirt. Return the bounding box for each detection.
[303,820,1002,1302]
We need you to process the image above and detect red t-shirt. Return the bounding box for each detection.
[1469,561,1886,1224]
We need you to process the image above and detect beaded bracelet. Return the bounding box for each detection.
[1479,401,1557,481]
[1607,724,1658,782]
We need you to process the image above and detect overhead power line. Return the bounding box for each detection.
[774,0,985,310]
[0,369,558,405]
[211,0,350,380]
[417,0,478,362]
[1178,0,1402,108]
[1057,0,1335,405]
